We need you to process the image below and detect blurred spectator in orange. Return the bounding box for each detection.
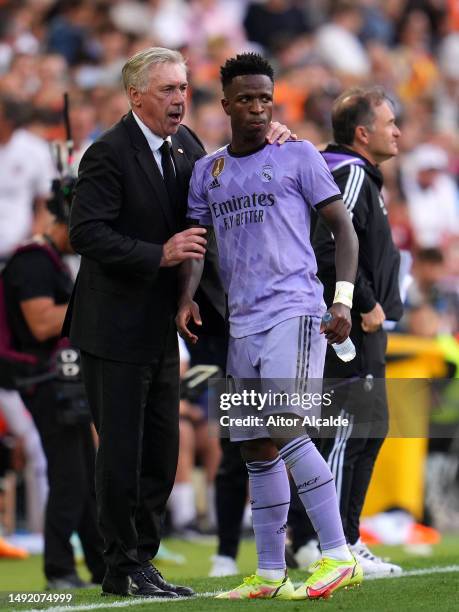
[394,9,439,102]
[447,0,459,31]
[188,35,239,92]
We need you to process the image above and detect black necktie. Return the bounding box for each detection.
[160,140,179,209]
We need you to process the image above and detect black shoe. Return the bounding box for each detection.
[46,573,91,590]
[102,570,178,598]
[142,564,195,597]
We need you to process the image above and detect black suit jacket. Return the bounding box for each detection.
[64,112,225,363]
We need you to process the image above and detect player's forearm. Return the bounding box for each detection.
[333,221,358,284]
[319,200,358,284]
[177,259,204,304]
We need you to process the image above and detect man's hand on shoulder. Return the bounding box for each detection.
[266,121,297,145]
[361,302,385,333]
[160,227,207,267]
[176,297,201,344]
[320,303,352,344]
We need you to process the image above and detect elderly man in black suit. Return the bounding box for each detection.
[66,47,206,599]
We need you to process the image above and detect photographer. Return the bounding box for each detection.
[2,190,105,588]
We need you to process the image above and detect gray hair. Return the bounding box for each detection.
[122,47,186,94]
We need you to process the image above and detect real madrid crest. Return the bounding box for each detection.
[261,164,273,182]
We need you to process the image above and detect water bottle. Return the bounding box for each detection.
[322,312,356,362]
[363,373,374,392]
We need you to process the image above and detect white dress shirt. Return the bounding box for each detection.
[132,111,173,177]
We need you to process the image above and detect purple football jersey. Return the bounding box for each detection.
[188,141,341,338]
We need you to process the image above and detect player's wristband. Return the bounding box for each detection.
[333,281,354,309]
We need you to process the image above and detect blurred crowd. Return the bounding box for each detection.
[0,0,458,338]
[0,0,459,550]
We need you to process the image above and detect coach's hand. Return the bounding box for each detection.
[361,302,385,333]
[176,298,202,344]
[266,121,297,145]
[320,303,351,344]
[160,227,207,267]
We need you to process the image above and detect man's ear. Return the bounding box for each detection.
[355,125,369,146]
[130,86,141,108]
[221,97,230,116]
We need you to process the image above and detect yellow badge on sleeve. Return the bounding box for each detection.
[211,157,225,178]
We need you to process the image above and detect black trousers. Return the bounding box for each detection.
[80,323,179,576]
[23,383,105,581]
[215,439,247,559]
[290,325,389,549]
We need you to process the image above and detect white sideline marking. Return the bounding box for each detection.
[365,564,459,580]
[20,592,219,612]
[21,565,459,612]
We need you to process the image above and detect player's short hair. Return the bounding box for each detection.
[220,53,274,90]
[332,86,393,146]
[122,47,186,94]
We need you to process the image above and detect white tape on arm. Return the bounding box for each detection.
[333,281,354,309]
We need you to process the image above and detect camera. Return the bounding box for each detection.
[46,175,76,224]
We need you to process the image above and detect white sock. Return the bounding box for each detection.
[322,544,353,562]
[168,483,196,528]
[256,568,285,581]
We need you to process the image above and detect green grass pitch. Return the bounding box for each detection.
[0,536,458,611]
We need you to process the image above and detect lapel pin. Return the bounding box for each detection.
[177,148,184,154]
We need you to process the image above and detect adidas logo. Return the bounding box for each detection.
[208,177,220,190]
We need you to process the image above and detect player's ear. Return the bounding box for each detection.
[221,97,230,116]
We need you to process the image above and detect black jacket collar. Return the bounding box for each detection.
[323,143,384,190]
